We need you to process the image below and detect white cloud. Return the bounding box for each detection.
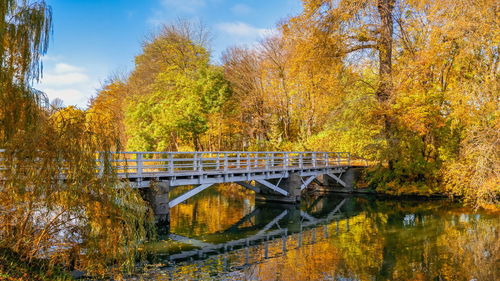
[42,72,89,86]
[231,4,252,15]
[54,63,83,74]
[216,22,275,38]
[36,60,98,108]
[40,88,88,107]
[41,54,63,62]
[41,62,88,87]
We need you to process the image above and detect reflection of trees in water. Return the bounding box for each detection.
[169,183,254,236]
[436,218,499,281]
[154,198,499,281]
[370,202,499,281]
[335,213,385,280]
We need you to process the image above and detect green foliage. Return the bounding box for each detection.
[304,72,383,159]
[0,248,71,281]
[125,24,232,151]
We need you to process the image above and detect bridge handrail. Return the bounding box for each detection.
[0,150,353,176]
[97,151,351,176]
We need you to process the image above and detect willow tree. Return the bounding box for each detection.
[0,1,151,278]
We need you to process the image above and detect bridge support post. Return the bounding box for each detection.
[255,172,302,204]
[142,181,170,234]
[316,168,361,193]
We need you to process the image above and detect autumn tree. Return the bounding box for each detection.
[0,1,151,278]
[221,0,498,205]
[222,46,269,149]
[88,78,128,147]
[282,0,498,204]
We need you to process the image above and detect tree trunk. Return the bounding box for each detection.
[377,0,396,169]
[193,134,201,151]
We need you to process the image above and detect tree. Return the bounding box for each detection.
[0,1,151,278]
[88,78,128,147]
[220,0,498,205]
[125,21,232,151]
[222,46,269,149]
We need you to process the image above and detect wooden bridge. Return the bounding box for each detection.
[97,151,361,226]
[102,151,352,186]
[1,149,362,226]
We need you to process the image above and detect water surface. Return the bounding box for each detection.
[138,184,499,281]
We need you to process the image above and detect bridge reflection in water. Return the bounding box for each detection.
[141,194,499,281]
[151,195,357,269]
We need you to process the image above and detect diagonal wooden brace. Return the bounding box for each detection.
[300,175,316,190]
[326,198,347,220]
[256,209,288,235]
[169,183,214,208]
[327,173,347,188]
[255,179,289,196]
[168,234,214,248]
[300,210,318,223]
[236,181,261,193]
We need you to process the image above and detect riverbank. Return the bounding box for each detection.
[0,248,71,281]
[327,187,449,199]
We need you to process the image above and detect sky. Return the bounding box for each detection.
[35,0,303,108]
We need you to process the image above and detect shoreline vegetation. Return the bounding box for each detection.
[1,0,498,279]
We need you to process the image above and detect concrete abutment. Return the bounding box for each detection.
[255,172,302,204]
[315,168,363,193]
[141,181,170,234]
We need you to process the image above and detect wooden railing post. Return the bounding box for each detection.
[98,152,104,176]
[246,153,250,171]
[284,152,289,168]
[136,153,143,178]
[237,153,241,169]
[324,153,328,167]
[216,153,220,170]
[224,152,228,172]
[299,153,303,168]
[199,153,203,172]
[312,153,316,167]
[265,153,269,170]
[348,152,351,166]
[193,152,198,172]
[168,153,174,174]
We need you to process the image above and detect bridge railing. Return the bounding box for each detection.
[101,151,351,176]
[1,149,352,177]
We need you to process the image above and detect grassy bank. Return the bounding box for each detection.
[0,249,71,281]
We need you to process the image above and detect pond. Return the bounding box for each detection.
[135,184,499,280]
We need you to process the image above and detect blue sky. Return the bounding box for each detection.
[35,0,302,107]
